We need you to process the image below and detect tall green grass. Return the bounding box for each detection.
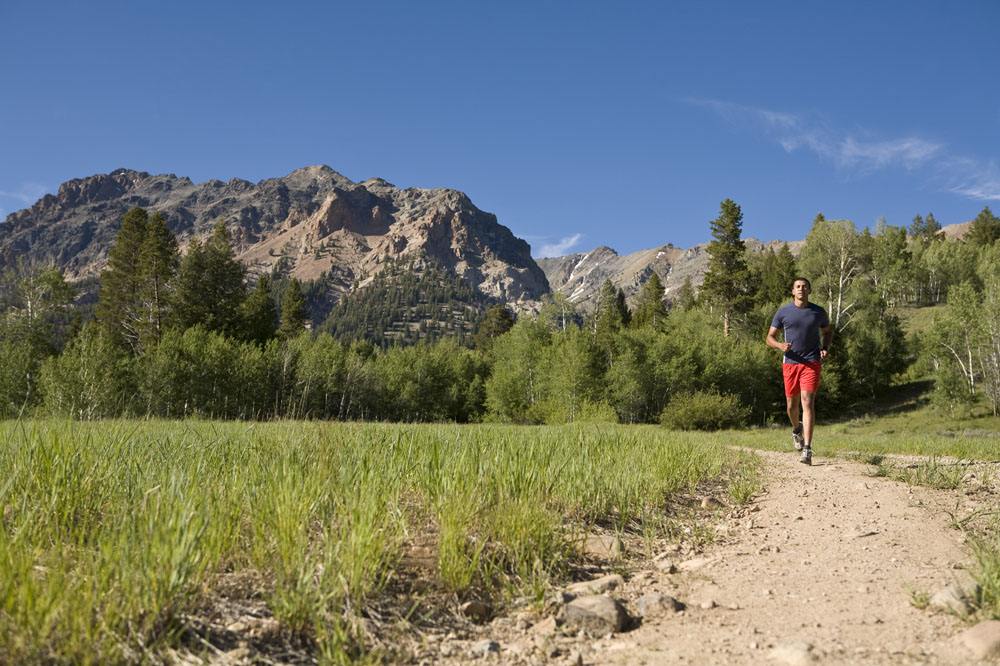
[0,420,749,662]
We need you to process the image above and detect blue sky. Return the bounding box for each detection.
[1,1,998,257]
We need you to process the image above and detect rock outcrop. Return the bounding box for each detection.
[0,166,549,306]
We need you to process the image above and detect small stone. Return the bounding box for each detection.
[566,574,624,596]
[655,558,678,574]
[699,599,717,610]
[679,557,715,571]
[531,616,558,636]
[930,582,978,616]
[461,600,491,623]
[636,592,684,618]
[769,640,814,665]
[701,496,724,509]
[225,620,248,633]
[567,650,584,666]
[471,639,500,657]
[956,620,1000,659]
[559,595,629,637]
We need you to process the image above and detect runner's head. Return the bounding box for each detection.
[791,277,811,301]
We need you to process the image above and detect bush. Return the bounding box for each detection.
[40,323,136,418]
[659,391,750,431]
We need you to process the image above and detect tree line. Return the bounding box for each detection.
[2,202,999,425]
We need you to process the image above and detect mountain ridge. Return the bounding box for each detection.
[0,166,549,308]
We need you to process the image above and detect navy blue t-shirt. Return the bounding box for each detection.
[770,302,830,364]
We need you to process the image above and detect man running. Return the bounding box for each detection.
[766,277,832,465]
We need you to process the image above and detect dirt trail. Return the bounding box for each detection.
[590,450,976,665]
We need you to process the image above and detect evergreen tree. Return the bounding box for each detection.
[241,275,278,345]
[701,198,751,336]
[96,207,148,351]
[592,279,627,366]
[631,272,668,329]
[173,222,247,336]
[136,212,179,349]
[909,212,942,243]
[966,206,1000,246]
[752,244,797,307]
[672,276,697,310]
[473,304,515,349]
[278,278,308,340]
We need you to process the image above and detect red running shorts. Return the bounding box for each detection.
[783,362,822,397]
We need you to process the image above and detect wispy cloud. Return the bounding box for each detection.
[688,98,944,174]
[0,182,50,206]
[691,97,1000,202]
[937,156,1000,201]
[537,233,583,258]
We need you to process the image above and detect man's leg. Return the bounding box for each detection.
[786,393,801,430]
[800,390,816,447]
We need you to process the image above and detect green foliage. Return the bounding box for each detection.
[173,223,247,337]
[484,319,551,423]
[631,272,668,329]
[138,326,275,418]
[966,206,1000,247]
[701,198,751,335]
[799,216,863,331]
[591,279,629,365]
[240,274,278,345]
[278,278,308,340]
[909,212,942,243]
[749,244,797,308]
[323,256,487,347]
[96,207,149,351]
[39,323,137,418]
[473,304,515,349]
[659,390,750,430]
[136,212,180,349]
[0,336,40,417]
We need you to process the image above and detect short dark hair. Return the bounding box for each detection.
[791,277,811,290]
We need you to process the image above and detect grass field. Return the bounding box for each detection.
[0,420,757,664]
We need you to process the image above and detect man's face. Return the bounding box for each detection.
[792,280,811,299]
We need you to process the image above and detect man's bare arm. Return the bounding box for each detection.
[766,326,791,353]
[819,324,833,360]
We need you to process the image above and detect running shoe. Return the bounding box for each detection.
[800,447,812,466]
[792,424,804,451]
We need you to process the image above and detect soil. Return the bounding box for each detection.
[425,449,998,665]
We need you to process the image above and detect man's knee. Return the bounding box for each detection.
[800,391,816,408]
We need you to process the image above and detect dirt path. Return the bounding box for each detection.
[587,450,976,665]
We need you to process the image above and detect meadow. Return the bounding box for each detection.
[0,420,758,664]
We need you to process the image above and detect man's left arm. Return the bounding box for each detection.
[819,324,833,360]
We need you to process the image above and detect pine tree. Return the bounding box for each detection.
[701,198,751,336]
[241,275,278,345]
[136,212,179,349]
[96,207,148,351]
[473,304,515,349]
[966,206,1000,246]
[632,272,667,328]
[278,278,308,340]
[173,222,247,336]
[673,276,697,310]
[592,279,626,366]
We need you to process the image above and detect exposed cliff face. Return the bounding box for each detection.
[0,166,550,305]
[537,239,804,312]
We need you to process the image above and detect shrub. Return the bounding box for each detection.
[659,390,749,431]
[40,323,136,418]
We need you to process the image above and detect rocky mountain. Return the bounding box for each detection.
[537,238,804,312]
[0,166,549,306]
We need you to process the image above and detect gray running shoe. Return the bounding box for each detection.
[800,447,812,466]
[792,425,804,451]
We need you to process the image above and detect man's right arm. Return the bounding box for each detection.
[766,326,791,353]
